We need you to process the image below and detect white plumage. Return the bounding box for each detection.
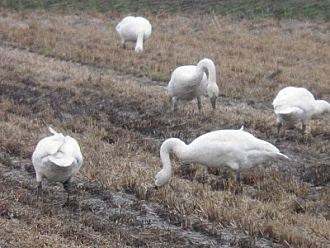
[32,127,83,205]
[155,127,288,187]
[166,58,219,111]
[116,16,152,52]
[272,86,330,135]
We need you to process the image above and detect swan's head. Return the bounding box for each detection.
[135,45,143,53]
[206,83,219,98]
[315,100,330,115]
[155,169,171,187]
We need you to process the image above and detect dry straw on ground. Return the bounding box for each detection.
[0,10,329,247]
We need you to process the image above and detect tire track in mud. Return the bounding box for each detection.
[0,153,285,248]
[0,44,289,247]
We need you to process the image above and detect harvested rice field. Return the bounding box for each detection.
[0,7,329,248]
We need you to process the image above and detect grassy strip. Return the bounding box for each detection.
[0,0,330,20]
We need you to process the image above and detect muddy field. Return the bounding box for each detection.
[0,10,329,248]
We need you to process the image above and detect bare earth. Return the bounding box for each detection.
[0,10,329,248]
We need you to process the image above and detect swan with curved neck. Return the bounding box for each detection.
[272,86,330,135]
[155,128,288,187]
[32,127,83,205]
[166,58,219,111]
[116,16,152,53]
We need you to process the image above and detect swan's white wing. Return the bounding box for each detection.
[168,65,206,100]
[39,135,82,168]
[189,130,288,168]
[135,17,152,36]
[33,132,65,159]
[273,87,315,110]
[274,106,304,115]
[48,152,76,167]
[116,16,135,31]
[116,16,151,42]
[171,66,203,86]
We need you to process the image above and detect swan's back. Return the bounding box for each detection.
[116,16,152,40]
[32,132,66,163]
[167,65,207,98]
[187,129,286,168]
[49,135,83,167]
[32,129,83,168]
[273,87,315,115]
[191,130,278,151]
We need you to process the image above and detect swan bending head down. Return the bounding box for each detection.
[155,128,288,187]
[272,86,330,135]
[32,127,83,205]
[116,16,152,52]
[166,58,219,111]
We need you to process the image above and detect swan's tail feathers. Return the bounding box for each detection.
[239,126,244,131]
[48,127,58,135]
[49,154,75,167]
[278,152,289,160]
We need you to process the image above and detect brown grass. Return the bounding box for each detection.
[0,9,329,247]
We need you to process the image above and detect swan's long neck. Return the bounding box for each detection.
[314,100,330,115]
[135,33,144,52]
[161,138,188,170]
[196,58,219,98]
[196,58,216,84]
[156,138,187,186]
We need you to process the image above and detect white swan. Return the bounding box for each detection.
[272,86,330,135]
[155,127,288,187]
[166,58,219,111]
[32,127,83,205]
[116,16,152,52]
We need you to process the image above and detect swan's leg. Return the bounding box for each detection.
[277,122,282,134]
[62,178,72,207]
[37,181,42,199]
[171,97,178,111]
[234,169,243,194]
[36,173,43,200]
[236,170,241,186]
[121,38,126,49]
[301,122,306,136]
[197,97,202,111]
[210,96,217,110]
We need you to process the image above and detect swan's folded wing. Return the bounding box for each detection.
[33,133,66,161]
[275,106,304,115]
[48,152,75,167]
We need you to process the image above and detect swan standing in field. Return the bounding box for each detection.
[272,86,330,135]
[32,127,83,205]
[166,58,219,111]
[116,16,152,52]
[155,127,288,188]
